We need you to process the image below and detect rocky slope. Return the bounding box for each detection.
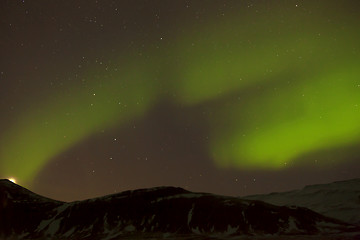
[243,178,360,225]
[0,179,359,239]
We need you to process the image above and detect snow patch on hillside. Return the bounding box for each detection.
[243,178,360,224]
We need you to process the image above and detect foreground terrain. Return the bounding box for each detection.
[243,178,360,225]
[0,179,359,239]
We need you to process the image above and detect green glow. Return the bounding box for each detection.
[170,7,360,169]
[1,3,360,182]
[210,65,360,168]
[0,60,159,182]
[172,8,352,105]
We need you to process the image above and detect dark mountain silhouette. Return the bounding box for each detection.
[0,179,359,239]
[243,178,360,225]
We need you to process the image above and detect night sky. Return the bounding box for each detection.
[1,0,360,202]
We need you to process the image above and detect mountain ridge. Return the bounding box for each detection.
[1,179,359,239]
[243,178,360,225]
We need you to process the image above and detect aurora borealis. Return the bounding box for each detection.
[1,0,360,201]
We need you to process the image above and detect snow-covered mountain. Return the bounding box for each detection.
[0,179,359,239]
[243,178,360,225]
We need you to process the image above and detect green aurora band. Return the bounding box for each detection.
[171,8,360,169]
[1,3,359,184]
[0,59,160,182]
